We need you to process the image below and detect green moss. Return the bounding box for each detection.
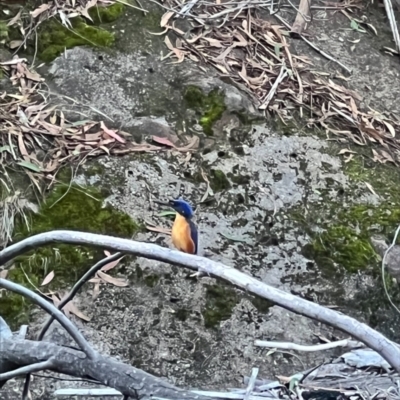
[89,3,125,24]
[0,21,8,41]
[287,148,400,276]
[38,17,115,62]
[300,201,400,273]
[2,183,140,328]
[85,161,106,177]
[141,10,164,31]
[210,169,230,192]
[176,308,189,321]
[228,172,250,185]
[203,284,239,328]
[184,86,226,136]
[250,295,273,313]
[143,273,159,288]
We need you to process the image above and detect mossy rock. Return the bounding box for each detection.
[210,169,230,192]
[2,183,140,328]
[0,21,8,41]
[88,3,125,24]
[299,201,400,274]
[38,16,115,62]
[203,283,239,328]
[184,86,226,136]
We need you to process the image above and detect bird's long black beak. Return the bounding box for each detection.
[154,199,174,207]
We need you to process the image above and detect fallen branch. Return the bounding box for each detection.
[291,0,311,36]
[0,334,213,400]
[254,339,364,352]
[1,230,400,373]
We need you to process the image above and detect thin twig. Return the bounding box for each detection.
[382,225,400,316]
[383,0,400,54]
[0,279,96,360]
[259,65,287,110]
[0,359,55,381]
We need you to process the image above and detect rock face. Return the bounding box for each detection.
[4,2,400,399]
[46,47,260,136]
[370,235,400,282]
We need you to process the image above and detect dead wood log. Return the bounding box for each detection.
[0,335,213,400]
[1,230,400,374]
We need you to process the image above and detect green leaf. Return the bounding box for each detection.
[0,145,12,153]
[350,19,359,30]
[17,161,42,172]
[158,210,176,217]
[274,44,282,58]
[70,119,92,126]
[219,232,249,243]
[289,376,299,391]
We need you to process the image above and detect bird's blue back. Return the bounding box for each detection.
[188,219,198,255]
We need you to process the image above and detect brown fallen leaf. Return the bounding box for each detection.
[100,121,126,144]
[160,11,174,27]
[97,270,129,287]
[0,270,8,279]
[152,135,176,148]
[146,225,171,235]
[338,148,357,155]
[40,270,55,286]
[30,3,52,18]
[92,281,100,300]
[101,255,124,272]
[66,300,91,322]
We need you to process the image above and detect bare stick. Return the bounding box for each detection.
[0,230,400,372]
[291,0,311,36]
[0,278,96,360]
[259,66,288,110]
[0,360,55,381]
[254,339,364,352]
[383,0,400,54]
[38,252,124,340]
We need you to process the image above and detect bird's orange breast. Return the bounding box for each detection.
[171,214,196,254]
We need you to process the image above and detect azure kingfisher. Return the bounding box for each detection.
[155,198,198,256]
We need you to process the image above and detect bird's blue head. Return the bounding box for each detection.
[168,199,194,219]
[155,198,194,219]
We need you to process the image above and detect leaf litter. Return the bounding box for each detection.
[0,56,198,188]
[156,0,400,164]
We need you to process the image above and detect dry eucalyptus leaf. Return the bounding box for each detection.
[40,270,55,286]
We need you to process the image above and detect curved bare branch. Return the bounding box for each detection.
[0,278,96,360]
[1,230,400,373]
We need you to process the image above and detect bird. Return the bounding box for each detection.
[154,198,198,256]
